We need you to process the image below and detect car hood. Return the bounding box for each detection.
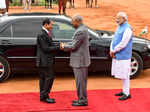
[96,29,148,44]
[101,33,148,44]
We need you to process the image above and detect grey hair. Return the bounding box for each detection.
[117,12,127,20]
[72,14,83,22]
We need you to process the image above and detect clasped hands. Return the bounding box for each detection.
[60,42,116,58]
[109,51,116,58]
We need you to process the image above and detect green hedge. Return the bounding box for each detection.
[10,0,58,6]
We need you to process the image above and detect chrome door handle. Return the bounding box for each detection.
[1,40,12,45]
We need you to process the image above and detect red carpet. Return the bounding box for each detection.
[0,88,150,112]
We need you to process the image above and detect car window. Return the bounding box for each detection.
[12,20,41,38]
[0,25,11,37]
[52,22,75,39]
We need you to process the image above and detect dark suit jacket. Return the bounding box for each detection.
[36,30,59,67]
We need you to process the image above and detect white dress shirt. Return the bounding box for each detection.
[42,27,49,34]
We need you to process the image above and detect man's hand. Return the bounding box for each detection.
[60,42,68,50]
[109,51,116,58]
[60,42,64,50]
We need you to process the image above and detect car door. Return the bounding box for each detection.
[0,23,14,69]
[51,20,75,72]
[51,21,110,72]
[6,18,41,70]
[88,29,111,72]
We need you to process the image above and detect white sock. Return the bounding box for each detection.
[122,78,130,96]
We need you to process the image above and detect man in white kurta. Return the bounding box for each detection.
[110,12,132,100]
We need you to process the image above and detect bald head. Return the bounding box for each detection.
[72,14,83,23]
[72,14,83,28]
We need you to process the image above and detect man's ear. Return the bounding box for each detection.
[123,17,126,22]
[44,24,48,28]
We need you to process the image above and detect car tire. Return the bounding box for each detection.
[130,52,143,79]
[0,56,11,82]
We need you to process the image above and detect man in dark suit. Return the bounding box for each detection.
[36,18,59,103]
[60,14,91,106]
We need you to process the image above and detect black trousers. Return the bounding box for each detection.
[39,65,54,100]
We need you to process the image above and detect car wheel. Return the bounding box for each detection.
[0,56,11,82]
[130,52,143,79]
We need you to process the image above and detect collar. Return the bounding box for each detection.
[120,21,128,27]
[42,27,49,34]
[78,23,84,28]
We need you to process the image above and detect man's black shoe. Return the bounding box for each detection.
[72,99,88,104]
[40,97,55,101]
[72,102,88,106]
[40,98,56,103]
[115,92,124,96]
[119,94,131,100]
[49,98,55,101]
[72,100,78,103]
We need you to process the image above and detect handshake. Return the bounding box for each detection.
[59,42,67,50]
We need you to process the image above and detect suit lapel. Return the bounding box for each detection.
[42,30,52,42]
[42,30,53,41]
[42,30,49,37]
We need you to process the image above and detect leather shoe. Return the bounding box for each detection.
[72,99,88,104]
[72,102,88,106]
[119,94,131,100]
[40,98,56,103]
[115,92,124,96]
[72,100,78,103]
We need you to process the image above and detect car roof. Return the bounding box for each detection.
[8,12,59,16]
[0,12,72,24]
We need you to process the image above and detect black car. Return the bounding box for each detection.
[0,13,150,82]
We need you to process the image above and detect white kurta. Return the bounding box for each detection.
[0,0,6,9]
[110,28,132,79]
